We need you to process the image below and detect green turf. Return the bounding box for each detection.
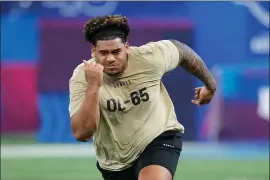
[1,158,268,180]
[1,134,36,145]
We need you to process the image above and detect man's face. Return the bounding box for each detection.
[92,38,129,76]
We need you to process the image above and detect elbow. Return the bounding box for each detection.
[72,123,96,142]
[73,130,94,142]
[70,114,98,142]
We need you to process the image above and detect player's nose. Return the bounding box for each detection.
[106,54,116,62]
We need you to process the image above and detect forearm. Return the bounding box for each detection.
[71,87,100,141]
[169,40,216,91]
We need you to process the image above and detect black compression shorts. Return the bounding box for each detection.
[97,130,183,180]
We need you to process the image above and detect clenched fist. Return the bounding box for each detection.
[83,60,104,88]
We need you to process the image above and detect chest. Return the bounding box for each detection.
[99,75,160,113]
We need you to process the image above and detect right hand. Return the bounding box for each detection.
[83,60,104,88]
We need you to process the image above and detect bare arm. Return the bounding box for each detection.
[71,86,100,142]
[169,39,216,91]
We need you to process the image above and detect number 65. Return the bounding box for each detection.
[130,87,149,106]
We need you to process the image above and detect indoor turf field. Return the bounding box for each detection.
[1,135,269,180]
[1,157,268,180]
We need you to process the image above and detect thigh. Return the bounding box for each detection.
[135,130,183,179]
[96,162,136,180]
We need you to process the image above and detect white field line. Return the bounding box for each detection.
[1,142,268,159]
[1,144,96,158]
[0,143,215,159]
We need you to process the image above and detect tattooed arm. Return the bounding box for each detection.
[169,39,216,91]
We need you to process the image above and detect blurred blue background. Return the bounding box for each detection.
[1,1,269,142]
[1,2,269,180]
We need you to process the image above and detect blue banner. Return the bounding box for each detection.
[2,1,268,64]
[232,2,269,59]
[0,1,188,18]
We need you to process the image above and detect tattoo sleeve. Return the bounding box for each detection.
[169,39,216,91]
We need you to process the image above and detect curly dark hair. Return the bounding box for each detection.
[83,14,130,46]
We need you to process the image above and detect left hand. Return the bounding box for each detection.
[191,86,215,106]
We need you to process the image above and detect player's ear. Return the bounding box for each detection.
[91,45,96,58]
[125,42,129,48]
[125,42,130,53]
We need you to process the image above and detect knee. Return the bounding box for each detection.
[138,165,172,180]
